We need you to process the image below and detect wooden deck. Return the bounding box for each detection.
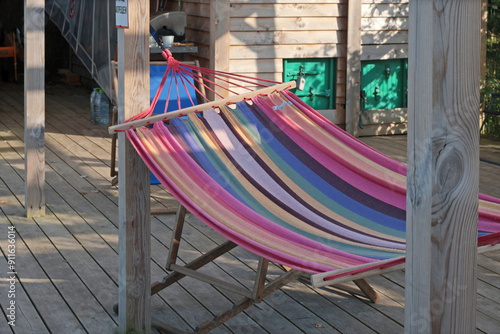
[1,82,500,333]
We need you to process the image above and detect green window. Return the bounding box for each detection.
[361,59,408,110]
[283,58,336,110]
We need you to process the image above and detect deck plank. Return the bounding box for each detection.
[0,183,86,333]
[1,82,500,333]
[0,212,47,334]
[0,153,117,333]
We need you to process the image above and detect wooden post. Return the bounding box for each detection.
[405,1,480,333]
[345,0,361,136]
[480,0,488,85]
[117,0,151,332]
[210,0,230,99]
[24,0,45,218]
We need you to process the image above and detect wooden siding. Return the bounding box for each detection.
[356,0,409,133]
[182,0,212,69]
[361,0,409,61]
[180,0,408,128]
[228,0,347,123]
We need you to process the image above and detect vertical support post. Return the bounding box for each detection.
[210,0,230,99]
[24,0,45,218]
[405,1,480,333]
[480,0,488,85]
[117,0,151,332]
[345,0,361,136]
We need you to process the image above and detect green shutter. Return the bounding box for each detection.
[283,58,336,110]
[361,59,408,110]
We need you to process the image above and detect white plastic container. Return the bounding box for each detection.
[162,35,174,47]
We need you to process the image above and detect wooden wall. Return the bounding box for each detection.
[182,0,212,69]
[180,0,410,130]
[358,0,409,136]
[183,0,347,124]
[360,0,408,61]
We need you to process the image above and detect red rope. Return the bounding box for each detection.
[122,51,285,124]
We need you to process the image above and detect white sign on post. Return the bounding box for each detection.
[116,0,129,28]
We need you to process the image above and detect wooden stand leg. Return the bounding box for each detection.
[110,106,118,178]
[166,203,187,270]
[151,240,237,295]
[353,279,380,303]
[194,269,304,334]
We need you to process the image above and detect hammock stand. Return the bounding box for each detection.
[109,50,500,333]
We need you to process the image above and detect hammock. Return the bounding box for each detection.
[109,51,500,286]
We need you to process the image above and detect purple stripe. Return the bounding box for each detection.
[244,100,406,221]
[216,110,405,247]
[151,125,376,265]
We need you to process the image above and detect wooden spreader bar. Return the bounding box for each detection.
[108,81,296,134]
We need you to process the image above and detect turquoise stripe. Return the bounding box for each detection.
[231,104,406,240]
[176,113,403,259]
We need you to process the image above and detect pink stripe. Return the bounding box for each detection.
[282,90,407,175]
[151,123,376,267]
[268,94,405,193]
[252,96,407,210]
[127,129,337,272]
[130,127,384,272]
[282,92,499,234]
[204,110,404,249]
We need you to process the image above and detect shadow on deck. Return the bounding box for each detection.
[0,82,499,333]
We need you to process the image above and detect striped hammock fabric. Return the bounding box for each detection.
[126,89,500,277]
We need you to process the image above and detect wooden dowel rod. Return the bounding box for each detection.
[108,81,296,134]
[310,256,405,288]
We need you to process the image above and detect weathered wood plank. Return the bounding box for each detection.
[230,44,345,60]
[182,2,210,17]
[230,30,344,46]
[481,0,487,83]
[230,3,347,18]
[345,0,362,136]
[211,0,231,99]
[0,134,118,333]
[117,0,152,332]
[185,28,210,45]
[231,0,346,3]
[361,108,408,125]
[0,212,48,333]
[186,16,210,31]
[362,0,408,3]
[357,122,407,136]
[230,59,283,73]
[362,3,409,18]
[24,0,45,218]
[361,44,407,60]
[361,17,408,31]
[405,1,480,332]
[228,72,282,83]
[231,17,347,31]
[0,178,86,333]
[361,30,408,45]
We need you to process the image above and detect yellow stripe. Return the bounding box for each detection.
[221,105,406,245]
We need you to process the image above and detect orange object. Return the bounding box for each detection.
[0,33,17,82]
